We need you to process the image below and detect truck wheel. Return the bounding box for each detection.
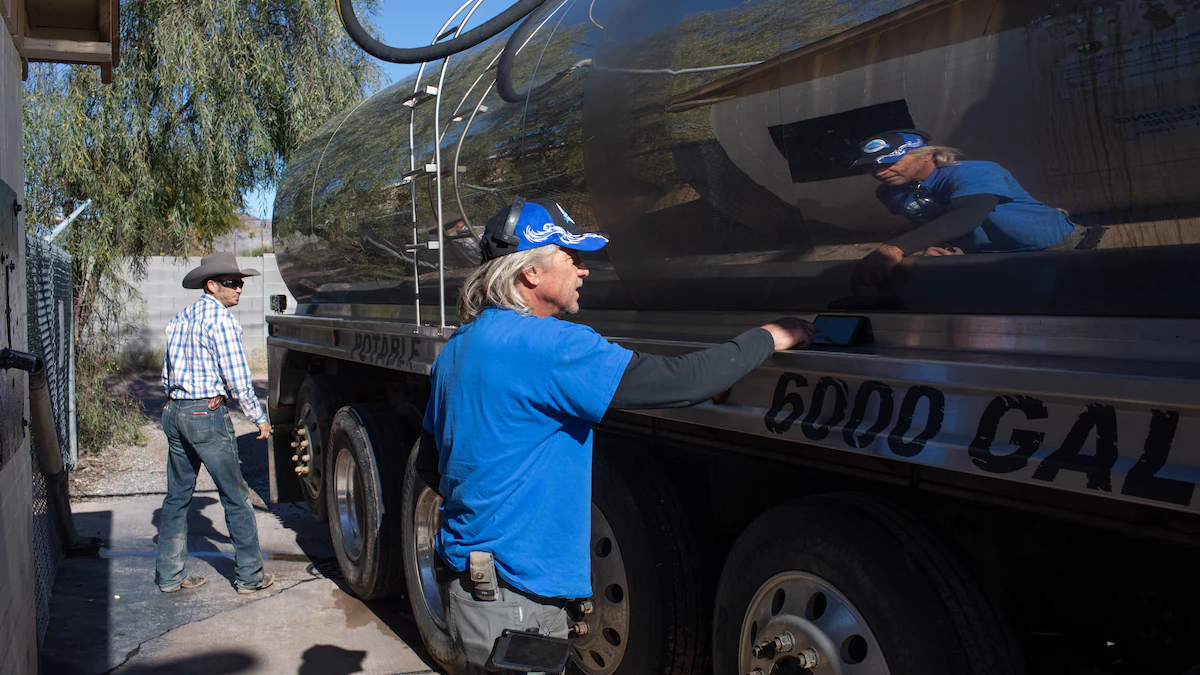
[713,494,1026,675]
[574,445,708,675]
[326,403,407,600]
[294,375,347,523]
[402,437,467,675]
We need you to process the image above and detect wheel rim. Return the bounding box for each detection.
[413,485,448,629]
[739,571,889,675]
[334,447,365,561]
[572,503,630,675]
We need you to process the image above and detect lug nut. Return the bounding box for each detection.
[291,454,299,462]
[771,632,795,654]
[569,621,589,637]
[290,440,299,448]
[745,669,765,675]
[578,599,595,614]
[300,454,310,463]
[294,466,309,475]
[299,439,310,449]
[296,427,308,437]
[751,640,773,659]
[797,648,819,670]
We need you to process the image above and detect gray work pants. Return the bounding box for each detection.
[448,576,570,674]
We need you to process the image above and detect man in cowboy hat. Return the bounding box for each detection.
[156,252,275,594]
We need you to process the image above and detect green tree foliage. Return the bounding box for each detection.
[23,0,382,454]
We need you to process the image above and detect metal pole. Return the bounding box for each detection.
[47,199,91,242]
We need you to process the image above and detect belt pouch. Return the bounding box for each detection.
[468,551,498,601]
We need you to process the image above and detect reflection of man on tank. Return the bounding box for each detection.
[425,211,482,269]
[849,130,1086,289]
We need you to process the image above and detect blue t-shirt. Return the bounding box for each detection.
[876,160,1074,253]
[423,307,633,599]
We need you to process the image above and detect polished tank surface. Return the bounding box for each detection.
[274,0,1200,320]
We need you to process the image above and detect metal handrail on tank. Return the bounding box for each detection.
[405,0,489,329]
[434,0,491,328]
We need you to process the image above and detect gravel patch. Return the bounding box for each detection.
[71,376,269,503]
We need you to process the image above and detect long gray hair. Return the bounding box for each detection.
[458,245,557,323]
[909,145,963,167]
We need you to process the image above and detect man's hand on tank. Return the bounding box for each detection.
[924,246,964,256]
[850,243,906,293]
[762,318,819,351]
[257,422,272,440]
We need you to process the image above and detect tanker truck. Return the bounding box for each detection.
[265,0,1200,673]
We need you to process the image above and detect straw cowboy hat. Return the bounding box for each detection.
[181,252,261,290]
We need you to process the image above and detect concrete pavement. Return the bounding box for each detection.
[42,400,435,675]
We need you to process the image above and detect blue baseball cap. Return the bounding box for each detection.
[480,198,609,262]
[850,130,932,169]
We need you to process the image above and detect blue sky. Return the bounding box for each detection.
[243,0,515,219]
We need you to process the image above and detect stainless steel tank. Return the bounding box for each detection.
[274,0,1200,318]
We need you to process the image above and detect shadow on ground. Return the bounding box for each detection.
[297,645,367,675]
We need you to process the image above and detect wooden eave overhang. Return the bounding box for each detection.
[1,0,120,83]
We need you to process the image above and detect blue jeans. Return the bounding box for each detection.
[155,398,265,590]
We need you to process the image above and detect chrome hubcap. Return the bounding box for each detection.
[413,485,448,628]
[334,447,364,561]
[739,572,888,675]
[572,503,630,675]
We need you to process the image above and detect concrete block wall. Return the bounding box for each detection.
[0,17,37,675]
[119,254,296,357]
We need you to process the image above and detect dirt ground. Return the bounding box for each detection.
[69,374,265,500]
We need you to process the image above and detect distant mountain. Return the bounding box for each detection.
[213,214,274,255]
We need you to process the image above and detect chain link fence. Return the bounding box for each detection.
[26,232,74,645]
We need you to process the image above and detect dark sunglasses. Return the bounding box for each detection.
[214,278,244,290]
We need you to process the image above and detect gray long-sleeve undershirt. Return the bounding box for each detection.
[608,327,775,409]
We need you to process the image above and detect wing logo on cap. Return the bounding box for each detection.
[862,138,890,153]
[875,139,924,163]
[524,223,608,246]
[555,203,576,225]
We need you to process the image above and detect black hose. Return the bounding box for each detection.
[337,0,551,64]
[495,0,573,103]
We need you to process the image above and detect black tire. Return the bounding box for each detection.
[402,436,467,675]
[572,440,708,675]
[326,403,409,600]
[713,493,1027,675]
[294,375,348,523]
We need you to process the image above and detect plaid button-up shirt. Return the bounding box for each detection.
[162,294,267,425]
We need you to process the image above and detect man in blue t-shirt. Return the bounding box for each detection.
[421,197,817,672]
[848,130,1094,290]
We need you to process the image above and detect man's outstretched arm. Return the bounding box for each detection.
[610,319,817,410]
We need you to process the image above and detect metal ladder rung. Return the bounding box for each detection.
[400,164,438,182]
[452,105,486,123]
[405,240,441,252]
[403,86,439,108]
